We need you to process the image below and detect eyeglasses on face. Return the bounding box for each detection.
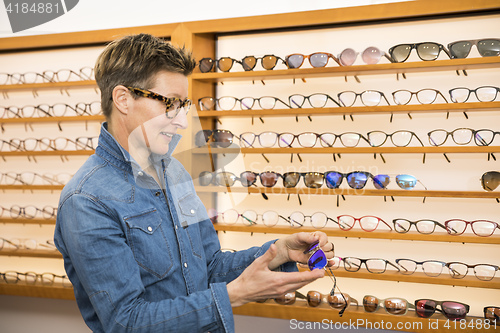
[448,38,500,59]
[194,129,236,148]
[392,218,447,234]
[363,295,414,315]
[395,258,446,277]
[446,262,499,281]
[338,90,390,107]
[445,219,499,237]
[198,96,290,111]
[392,89,448,105]
[367,130,424,147]
[288,93,341,108]
[288,211,338,229]
[338,46,393,66]
[307,291,358,310]
[449,86,500,103]
[342,257,400,274]
[481,171,500,191]
[285,52,341,69]
[415,299,469,321]
[127,87,191,119]
[337,215,392,232]
[388,42,451,63]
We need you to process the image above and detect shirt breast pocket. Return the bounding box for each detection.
[124,208,173,278]
[178,193,207,259]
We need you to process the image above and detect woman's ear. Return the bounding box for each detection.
[112,85,130,115]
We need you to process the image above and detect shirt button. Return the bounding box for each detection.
[190,209,195,214]
[184,263,188,268]
[147,226,153,232]
[155,191,160,196]
[175,225,178,230]
[137,171,144,176]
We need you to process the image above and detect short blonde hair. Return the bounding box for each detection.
[94,33,196,118]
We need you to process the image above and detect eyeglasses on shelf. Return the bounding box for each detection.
[392,218,448,234]
[367,130,424,147]
[198,96,290,111]
[1,137,98,151]
[337,215,392,232]
[0,172,72,185]
[0,271,71,287]
[239,131,369,148]
[392,89,448,105]
[0,67,94,85]
[342,257,400,274]
[445,219,500,237]
[338,90,391,107]
[445,262,499,281]
[0,205,57,219]
[216,209,288,227]
[288,93,341,108]
[395,258,446,277]
[449,86,500,103]
[427,128,500,147]
[198,55,286,73]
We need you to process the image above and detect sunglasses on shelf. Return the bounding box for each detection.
[415,299,469,320]
[363,295,414,315]
[306,290,358,310]
[481,171,500,191]
[445,219,500,237]
[198,171,242,187]
[338,46,393,66]
[484,306,500,324]
[285,52,341,69]
[392,218,448,234]
[337,215,392,232]
[448,38,500,58]
[449,86,500,103]
[388,42,451,63]
[446,262,499,281]
[325,172,426,191]
[198,55,285,73]
[395,259,446,277]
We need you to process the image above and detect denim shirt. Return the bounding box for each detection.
[54,123,297,333]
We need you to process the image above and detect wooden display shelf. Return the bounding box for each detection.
[195,186,500,199]
[0,115,104,124]
[0,150,94,157]
[213,224,500,245]
[0,185,64,191]
[0,218,55,225]
[196,101,500,118]
[0,282,74,300]
[194,146,500,155]
[234,301,498,333]
[0,248,62,259]
[0,80,96,92]
[191,57,500,83]
[303,267,500,289]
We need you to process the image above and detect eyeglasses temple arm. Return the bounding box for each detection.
[435,221,448,231]
[387,260,401,272]
[384,52,396,63]
[382,93,391,106]
[327,95,342,107]
[437,91,449,103]
[328,217,340,226]
[380,218,393,230]
[277,98,291,109]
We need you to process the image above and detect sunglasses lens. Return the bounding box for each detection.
[325,172,343,189]
[395,174,417,190]
[308,249,327,270]
[262,211,279,227]
[384,298,408,315]
[199,58,214,73]
[199,171,213,186]
[283,172,300,188]
[481,171,500,191]
[260,172,280,187]
[261,55,278,70]
[307,291,322,307]
[391,44,412,62]
[485,307,500,323]
[213,131,233,148]
[442,302,468,320]
[363,295,379,312]
[275,292,296,305]
[450,41,472,58]
[417,43,441,60]
[194,130,212,147]
[241,56,256,71]
[346,172,369,189]
[304,173,324,188]
[327,294,347,309]
[416,300,436,318]
[215,172,236,186]
[309,53,329,67]
[286,54,304,69]
[372,174,390,189]
[477,39,500,57]
[339,48,357,66]
[362,46,382,64]
[240,171,257,187]
[217,57,234,72]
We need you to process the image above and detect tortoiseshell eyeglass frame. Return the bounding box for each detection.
[127,87,192,119]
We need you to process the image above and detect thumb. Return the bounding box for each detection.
[258,243,278,267]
